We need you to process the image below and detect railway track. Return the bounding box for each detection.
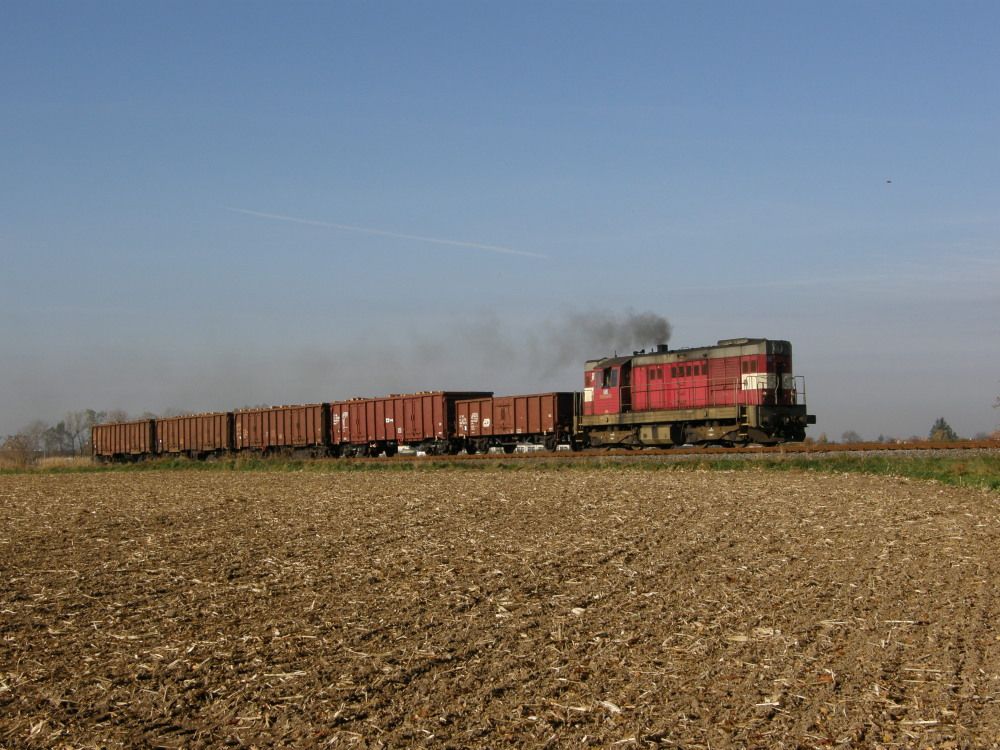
[367,440,1000,464]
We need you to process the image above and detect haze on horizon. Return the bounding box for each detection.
[2,2,998,442]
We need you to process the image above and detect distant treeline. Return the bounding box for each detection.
[0,405,276,464]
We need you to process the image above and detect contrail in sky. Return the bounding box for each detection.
[226,207,546,259]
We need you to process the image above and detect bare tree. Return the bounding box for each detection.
[62,410,106,456]
[43,422,72,455]
[18,420,49,456]
[841,430,862,444]
[62,412,88,456]
[105,409,130,423]
[0,435,35,466]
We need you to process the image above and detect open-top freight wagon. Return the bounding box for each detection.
[455,392,576,453]
[92,419,156,463]
[156,412,232,459]
[330,391,492,456]
[234,404,328,456]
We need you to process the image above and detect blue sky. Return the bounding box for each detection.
[2,1,998,440]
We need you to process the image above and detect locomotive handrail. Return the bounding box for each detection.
[629,375,807,409]
[793,375,807,405]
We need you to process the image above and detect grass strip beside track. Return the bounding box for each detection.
[3,452,999,492]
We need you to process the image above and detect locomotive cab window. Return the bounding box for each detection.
[602,368,618,387]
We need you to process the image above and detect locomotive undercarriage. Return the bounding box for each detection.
[580,405,812,447]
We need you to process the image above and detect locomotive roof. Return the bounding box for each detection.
[585,338,790,369]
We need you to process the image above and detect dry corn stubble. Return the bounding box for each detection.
[1,469,999,749]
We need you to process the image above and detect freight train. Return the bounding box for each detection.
[92,337,815,462]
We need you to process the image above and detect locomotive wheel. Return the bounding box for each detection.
[503,444,515,454]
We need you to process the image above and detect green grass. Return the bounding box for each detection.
[3,452,999,491]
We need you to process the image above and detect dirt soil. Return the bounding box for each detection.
[1,468,999,749]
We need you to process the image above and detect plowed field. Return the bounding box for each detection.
[2,469,999,749]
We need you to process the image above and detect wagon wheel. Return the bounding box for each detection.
[544,435,558,452]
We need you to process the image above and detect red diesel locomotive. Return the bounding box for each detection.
[581,338,814,447]
[92,337,814,461]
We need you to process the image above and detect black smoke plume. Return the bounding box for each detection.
[414,308,673,385]
[547,310,672,366]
